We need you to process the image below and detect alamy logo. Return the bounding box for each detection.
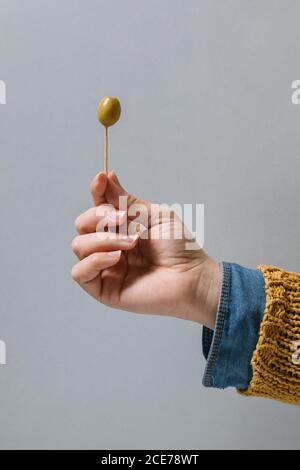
[291,80,300,105]
[0,80,6,104]
[0,340,6,365]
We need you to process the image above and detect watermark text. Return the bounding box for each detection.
[94,198,205,250]
[291,80,300,104]
[0,340,6,365]
[0,80,6,104]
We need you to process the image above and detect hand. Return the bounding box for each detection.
[71,172,220,329]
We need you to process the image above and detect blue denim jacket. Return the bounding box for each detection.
[202,262,266,390]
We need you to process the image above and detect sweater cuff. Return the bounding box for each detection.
[240,266,300,406]
[202,262,266,389]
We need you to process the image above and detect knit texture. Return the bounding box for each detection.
[240,265,300,406]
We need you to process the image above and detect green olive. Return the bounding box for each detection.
[97,96,121,127]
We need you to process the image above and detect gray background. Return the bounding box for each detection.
[0,0,299,450]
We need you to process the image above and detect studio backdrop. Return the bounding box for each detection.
[0,0,299,450]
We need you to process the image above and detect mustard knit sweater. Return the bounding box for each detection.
[241,266,300,406]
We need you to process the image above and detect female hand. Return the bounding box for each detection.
[72,172,220,329]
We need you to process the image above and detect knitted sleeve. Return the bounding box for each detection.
[240,265,300,406]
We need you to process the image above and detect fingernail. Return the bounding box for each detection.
[121,234,139,242]
[107,250,121,258]
[107,210,126,222]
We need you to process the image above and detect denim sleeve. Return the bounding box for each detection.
[202,262,266,390]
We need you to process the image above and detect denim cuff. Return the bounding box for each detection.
[202,262,266,390]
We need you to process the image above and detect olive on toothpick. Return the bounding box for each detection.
[97,97,121,174]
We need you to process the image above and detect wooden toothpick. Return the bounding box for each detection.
[104,126,108,174]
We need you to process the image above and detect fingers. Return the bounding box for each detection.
[104,171,129,208]
[90,170,152,216]
[72,232,139,260]
[106,172,154,226]
[90,170,126,207]
[91,170,135,208]
[75,205,127,235]
[71,251,121,284]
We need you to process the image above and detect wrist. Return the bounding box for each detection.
[186,257,221,328]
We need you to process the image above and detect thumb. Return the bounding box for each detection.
[105,171,129,208]
[90,171,135,208]
[106,171,153,214]
[90,171,108,206]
